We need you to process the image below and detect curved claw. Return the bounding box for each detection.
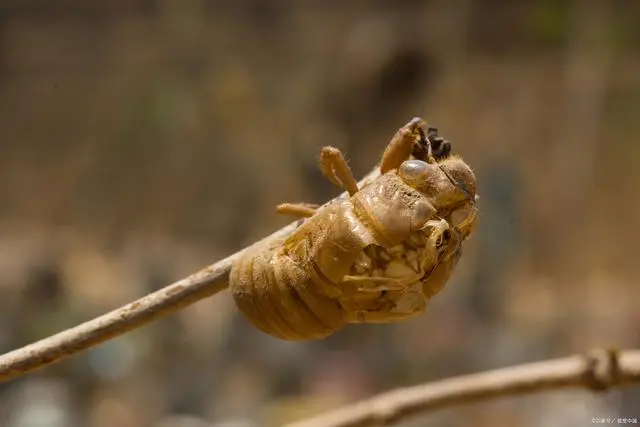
[451,202,479,240]
[421,218,450,243]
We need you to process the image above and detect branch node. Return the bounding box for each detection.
[583,347,621,391]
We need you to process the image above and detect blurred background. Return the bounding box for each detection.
[0,1,639,426]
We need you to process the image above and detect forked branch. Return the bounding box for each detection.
[283,348,640,427]
[0,168,383,383]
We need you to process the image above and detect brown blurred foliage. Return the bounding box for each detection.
[0,1,639,426]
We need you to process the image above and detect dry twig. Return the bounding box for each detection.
[0,168,383,382]
[283,348,640,427]
[1,167,638,427]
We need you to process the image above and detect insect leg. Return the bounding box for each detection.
[422,234,463,298]
[356,303,426,322]
[454,203,479,239]
[379,117,426,174]
[421,218,451,245]
[353,285,427,323]
[417,218,453,272]
[341,275,414,292]
[320,146,359,196]
[276,202,319,218]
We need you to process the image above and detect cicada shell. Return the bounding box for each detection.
[230,118,478,340]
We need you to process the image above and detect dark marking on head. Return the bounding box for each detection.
[427,127,452,161]
[411,126,452,162]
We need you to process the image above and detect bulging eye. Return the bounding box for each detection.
[398,160,430,185]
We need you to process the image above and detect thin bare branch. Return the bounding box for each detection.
[3,169,638,427]
[283,348,640,427]
[0,168,382,383]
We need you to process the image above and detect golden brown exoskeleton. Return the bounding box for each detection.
[230,118,478,340]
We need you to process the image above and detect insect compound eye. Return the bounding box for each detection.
[398,160,430,185]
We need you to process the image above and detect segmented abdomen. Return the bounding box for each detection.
[230,235,348,340]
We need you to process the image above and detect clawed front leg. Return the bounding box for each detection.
[379,117,427,174]
[347,280,427,323]
[416,218,452,270]
[421,218,451,247]
[422,229,463,298]
[340,274,426,324]
[341,275,418,292]
[451,201,479,240]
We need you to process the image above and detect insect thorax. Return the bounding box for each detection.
[347,230,440,306]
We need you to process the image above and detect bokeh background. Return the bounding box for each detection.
[0,1,639,426]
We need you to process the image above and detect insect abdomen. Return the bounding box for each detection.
[230,233,348,340]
